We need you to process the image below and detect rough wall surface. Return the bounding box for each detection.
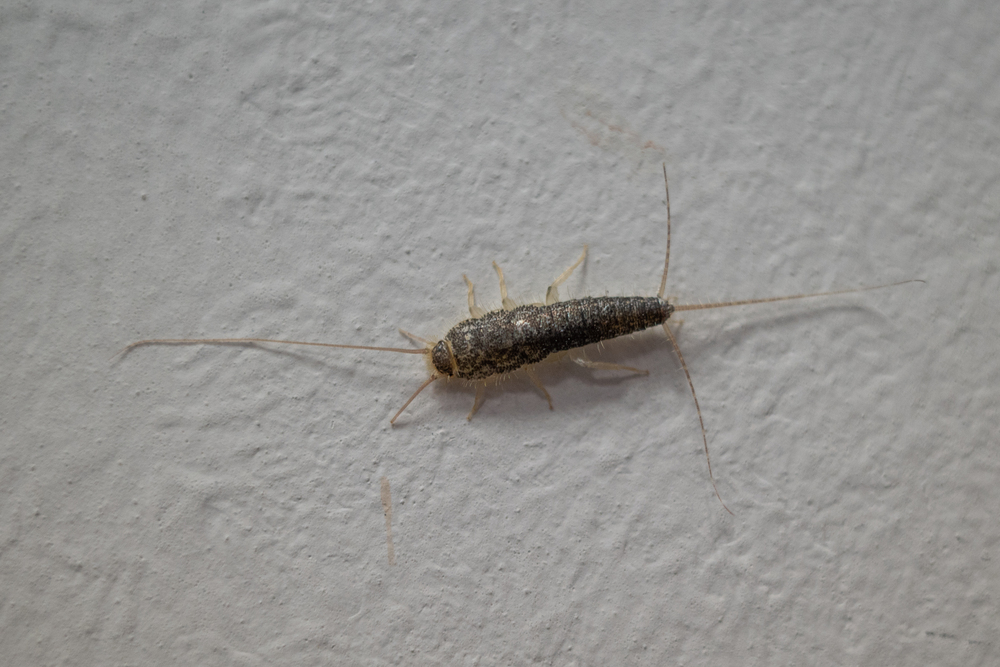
[2,1,997,664]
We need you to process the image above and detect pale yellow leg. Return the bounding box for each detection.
[545,246,588,305]
[492,262,517,311]
[571,352,649,376]
[524,366,554,410]
[462,275,486,318]
[467,383,487,421]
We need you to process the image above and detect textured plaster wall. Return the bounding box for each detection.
[2,1,998,664]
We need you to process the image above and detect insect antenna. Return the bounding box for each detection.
[390,374,439,424]
[113,337,430,361]
[115,336,438,423]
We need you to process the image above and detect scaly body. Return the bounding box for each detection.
[432,296,673,379]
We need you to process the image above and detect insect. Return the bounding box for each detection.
[119,165,918,514]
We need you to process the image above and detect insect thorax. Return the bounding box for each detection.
[431,296,673,380]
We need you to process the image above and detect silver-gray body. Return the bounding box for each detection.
[435,296,673,379]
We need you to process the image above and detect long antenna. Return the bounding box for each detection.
[391,375,439,424]
[113,337,429,360]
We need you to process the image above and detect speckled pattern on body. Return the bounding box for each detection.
[431,296,674,379]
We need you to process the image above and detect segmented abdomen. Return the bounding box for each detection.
[433,296,673,379]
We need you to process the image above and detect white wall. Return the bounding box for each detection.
[2,1,997,664]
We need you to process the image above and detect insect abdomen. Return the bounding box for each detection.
[433,296,673,379]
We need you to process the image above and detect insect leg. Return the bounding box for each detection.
[524,366,554,410]
[462,275,487,318]
[570,351,649,376]
[491,262,517,311]
[467,383,487,420]
[545,246,588,305]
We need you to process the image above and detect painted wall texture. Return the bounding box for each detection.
[2,1,997,664]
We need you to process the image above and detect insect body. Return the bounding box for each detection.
[120,165,918,514]
[433,297,673,379]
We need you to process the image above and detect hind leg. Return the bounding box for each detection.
[492,262,517,311]
[570,351,649,376]
[524,366,554,410]
[545,246,588,305]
